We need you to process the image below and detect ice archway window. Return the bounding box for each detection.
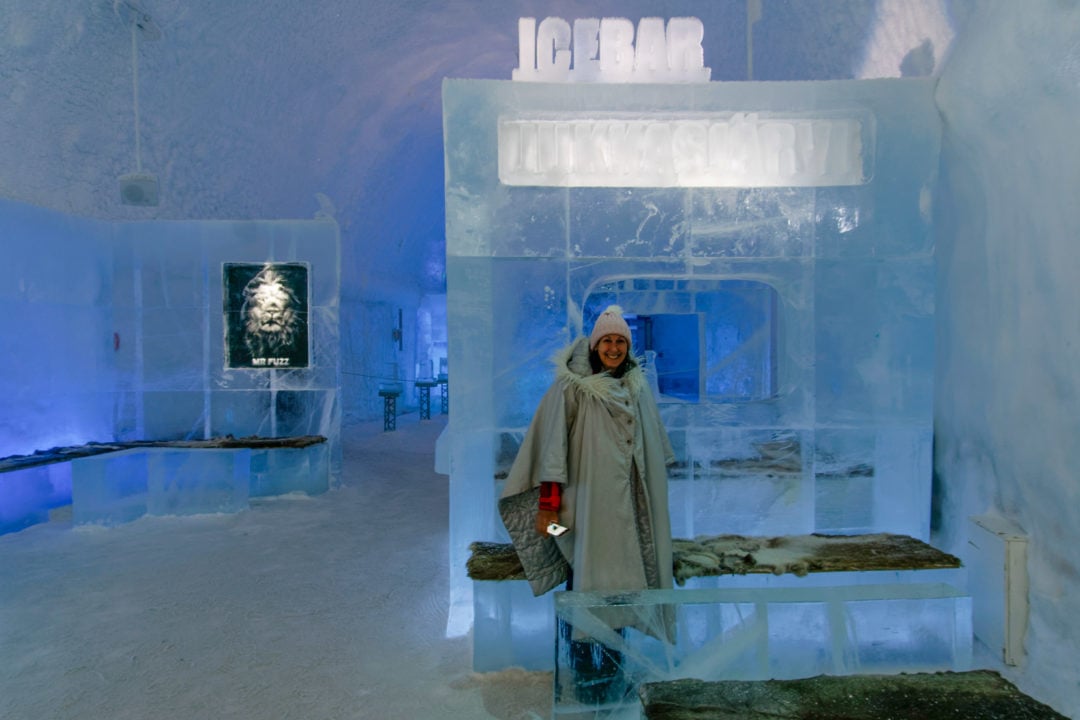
[584,278,778,403]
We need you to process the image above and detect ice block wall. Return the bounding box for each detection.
[2,202,343,534]
[1,200,118,534]
[110,219,343,486]
[0,200,116,460]
[443,79,940,633]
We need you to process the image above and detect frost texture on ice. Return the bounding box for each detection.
[552,584,972,716]
[444,78,941,649]
[0,200,342,534]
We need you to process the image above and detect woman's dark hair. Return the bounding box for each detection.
[589,349,637,378]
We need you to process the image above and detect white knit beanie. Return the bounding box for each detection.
[589,305,632,350]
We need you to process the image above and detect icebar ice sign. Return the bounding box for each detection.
[512,17,710,83]
[498,113,866,188]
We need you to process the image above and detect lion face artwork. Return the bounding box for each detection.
[225,263,309,369]
[242,269,300,358]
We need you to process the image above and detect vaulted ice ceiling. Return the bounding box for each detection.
[0,0,953,296]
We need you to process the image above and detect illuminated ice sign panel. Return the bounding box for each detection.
[498,113,870,188]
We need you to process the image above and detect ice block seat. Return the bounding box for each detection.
[0,436,328,534]
[468,534,963,673]
[638,670,1069,720]
[554,583,973,717]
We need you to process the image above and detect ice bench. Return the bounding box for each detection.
[0,436,328,534]
[467,534,965,673]
[71,438,329,527]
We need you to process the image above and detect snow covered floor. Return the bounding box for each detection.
[0,414,552,720]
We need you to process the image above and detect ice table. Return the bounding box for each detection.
[415,379,439,420]
[378,384,403,431]
[552,583,972,718]
[438,372,448,414]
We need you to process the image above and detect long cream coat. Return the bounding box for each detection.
[499,337,675,600]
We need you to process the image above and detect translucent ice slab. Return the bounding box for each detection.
[553,583,971,717]
[70,444,328,528]
[249,443,329,497]
[73,448,252,525]
[146,448,250,517]
[0,462,71,535]
[443,78,942,640]
[472,567,967,675]
[473,579,561,671]
[72,449,152,526]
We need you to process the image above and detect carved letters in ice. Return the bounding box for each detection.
[498,114,868,188]
[512,17,711,83]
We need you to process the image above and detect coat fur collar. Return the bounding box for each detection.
[551,337,648,404]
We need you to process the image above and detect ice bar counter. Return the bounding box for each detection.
[442,50,962,718]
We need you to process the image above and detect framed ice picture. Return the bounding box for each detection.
[224,262,310,369]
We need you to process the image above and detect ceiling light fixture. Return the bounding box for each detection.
[115,1,161,207]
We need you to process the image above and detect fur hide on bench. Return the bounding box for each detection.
[468,532,961,585]
[0,435,327,474]
[638,670,1068,720]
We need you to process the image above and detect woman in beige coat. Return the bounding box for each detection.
[498,305,675,702]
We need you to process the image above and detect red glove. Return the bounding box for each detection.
[539,481,561,511]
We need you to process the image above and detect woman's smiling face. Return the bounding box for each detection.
[595,333,628,371]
